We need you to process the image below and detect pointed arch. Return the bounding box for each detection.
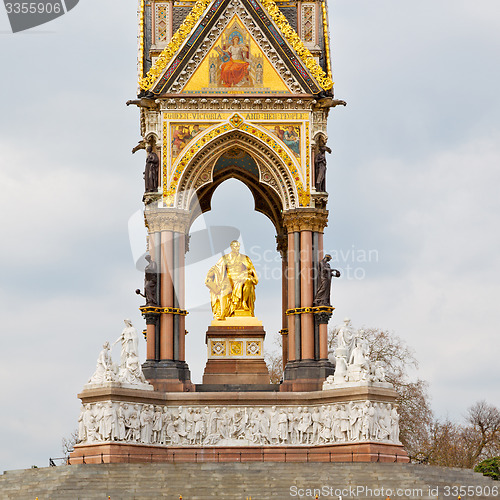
[170,127,301,231]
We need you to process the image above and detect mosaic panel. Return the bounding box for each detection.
[301,4,315,44]
[263,123,301,158]
[155,3,168,43]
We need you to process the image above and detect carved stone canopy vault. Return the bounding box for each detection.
[174,129,301,232]
[193,162,284,235]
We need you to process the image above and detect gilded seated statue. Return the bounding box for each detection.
[205,240,258,320]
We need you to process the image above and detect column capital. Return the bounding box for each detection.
[282,208,329,233]
[144,207,191,233]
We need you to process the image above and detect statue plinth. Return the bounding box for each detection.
[202,316,270,386]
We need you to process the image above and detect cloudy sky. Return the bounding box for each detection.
[1,0,499,471]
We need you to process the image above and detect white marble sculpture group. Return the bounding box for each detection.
[77,400,400,447]
[80,319,401,449]
[86,319,152,390]
[323,319,390,389]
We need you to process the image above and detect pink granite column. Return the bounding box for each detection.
[160,230,174,360]
[146,233,157,361]
[282,255,289,369]
[300,230,314,361]
[177,232,186,362]
[319,323,328,360]
[287,231,296,361]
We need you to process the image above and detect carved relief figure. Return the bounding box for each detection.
[78,401,401,448]
[205,240,258,320]
[88,342,116,384]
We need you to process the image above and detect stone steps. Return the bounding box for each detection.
[0,463,497,500]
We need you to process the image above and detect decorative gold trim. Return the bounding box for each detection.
[260,0,333,90]
[139,306,189,316]
[139,0,212,90]
[163,117,308,207]
[229,341,243,356]
[138,0,145,82]
[246,340,262,356]
[279,328,289,336]
[229,113,244,128]
[305,122,310,206]
[321,0,333,84]
[210,340,226,356]
[286,306,334,315]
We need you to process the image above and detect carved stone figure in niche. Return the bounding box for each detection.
[314,139,331,192]
[205,240,258,320]
[313,254,341,306]
[144,146,159,193]
[144,254,158,306]
[88,342,116,384]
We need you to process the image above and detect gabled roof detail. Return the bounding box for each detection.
[180,15,294,95]
[320,0,333,85]
[138,0,333,93]
[139,0,213,91]
[259,0,333,90]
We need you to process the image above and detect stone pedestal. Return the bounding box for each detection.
[281,359,335,392]
[71,384,408,464]
[142,360,194,392]
[202,317,270,386]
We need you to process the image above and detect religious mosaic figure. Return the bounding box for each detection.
[313,254,341,306]
[215,35,252,88]
[272,125,284,141]
[283,126,300,155]
[144,146,159,193]
[144,254,158,306]
[171,124,206,158]
[205,240,258,319]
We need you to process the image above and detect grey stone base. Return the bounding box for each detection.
[283,359,335,381]
[142,360,191,381]
[195,383,280,392]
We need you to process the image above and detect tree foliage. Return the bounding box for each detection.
[328,325,433,459]
[61,429,78,455]
[475,457,500,481]
[266,324,500,469]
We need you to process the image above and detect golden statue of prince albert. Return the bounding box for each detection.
[205,241,258,320]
